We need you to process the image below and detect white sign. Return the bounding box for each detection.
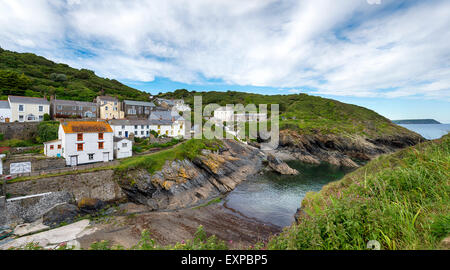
[10,162,32,174]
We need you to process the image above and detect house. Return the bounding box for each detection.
[149,110,185,137]
[51,99,97,119]
[0,100,12,123]
[108,119,153,138]
[213,106,234,122]
[8,96,50,122]
[43,121,114,166]
[43,139,63,157]
[94,96,125,120]
[113,137,132,159]
[122,100,155,119]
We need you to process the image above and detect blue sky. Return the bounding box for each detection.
[1,0,449,122]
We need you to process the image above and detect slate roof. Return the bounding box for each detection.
[52,99,97,107]
[0,100,10,109]
[61,121,113,133]
[108,119,150,126]
[96,96,119,102]
[149,110,184,121]
[123,100,155,107]
[8,96,50,105]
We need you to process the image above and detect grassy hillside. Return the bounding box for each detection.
[267,134,450,250]
[0,48,150,102]
[160,89,418,138]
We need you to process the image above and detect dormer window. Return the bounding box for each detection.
[77,133,83,141]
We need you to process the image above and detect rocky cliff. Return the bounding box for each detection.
[114,140,266,211]
[256,129,424,168]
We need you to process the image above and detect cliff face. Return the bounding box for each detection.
[114,140,265,211]
[271,129,424,168]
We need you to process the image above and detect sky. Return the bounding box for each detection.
[0,0,449,122]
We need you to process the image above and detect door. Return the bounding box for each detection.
[70,156,78,166]
[103,152,109,162]
[125,131,128,138]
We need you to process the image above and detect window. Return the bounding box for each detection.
[98,142,104,149]
[122,143,127,147]
[98,133,104,140]
[121,125,125,129]
[19,115,24,121]
[58,144,61,149]
[77,143,83,151]
[146,125,149,129]
[105,106,108,111]
[39,106,43,112]
[146,131,149,135]
[92,107,96,112]
[77,133,83,141]
[141,131,144,135]
[19,105,24,111]
[50,145,54,150]
[79,106,83,110]
[118,131,122,136]
[141,125,144,129]
[39,115,43,121]
[57,105,62,110]
[88,154,94,160]
[134,125,138,129]
[73,106,77,110]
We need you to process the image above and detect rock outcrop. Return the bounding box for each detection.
[115,140,266,211]
[257,129,424,168]
[266,153,299,175]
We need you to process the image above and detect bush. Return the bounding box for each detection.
[43,113,51,121]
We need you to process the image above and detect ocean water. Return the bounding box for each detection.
[399,124,450,140]
[223,162,353,228]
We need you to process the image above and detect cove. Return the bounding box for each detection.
[223,161,354,228]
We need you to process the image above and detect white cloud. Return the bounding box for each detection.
[0,0,449,100]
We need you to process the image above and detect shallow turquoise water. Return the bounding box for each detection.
[223,162,353,228]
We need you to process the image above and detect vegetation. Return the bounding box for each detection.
[0,48,150,102]
[266,134,450,250]
[116,138,222,174]
[159,89,416,138]
[0,121,58,147]
[132,137,182,153]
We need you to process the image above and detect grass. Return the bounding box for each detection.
[115,138,222,175]
[266,134,450,250]
[193,197,223,209]
[132,137,182,153]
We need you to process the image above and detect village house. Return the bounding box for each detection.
[8,96,50,122]
[122,100,155,119]
[213,106,267,122]
[50,98,97,119]
[94,96,124,120]
[0,100,12,123]
[149,110,185,137]
[113,137,133,159]
[108,119,153,138]
[43,121,114,166]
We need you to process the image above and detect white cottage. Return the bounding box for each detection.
[149,110,185,137]
[108,119,152,139]
[8,96,50,122]
[0,100,12,123]
[113,137,132,159]
[44,121,114,166]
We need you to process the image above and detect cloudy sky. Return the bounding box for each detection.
[1,0,449,122]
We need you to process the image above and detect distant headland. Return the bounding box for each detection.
[392,119,441,124]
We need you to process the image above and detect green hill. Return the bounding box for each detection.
[0,48,150,102]
[159,89,419,139]
[267,134,450,250]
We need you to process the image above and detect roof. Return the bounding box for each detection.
[96,96,118,102]
[148,119,173,125]
[52,99,97,107]
[156,98,175,106]
[149,110,184,121]
[123,100,155,107]
[61,121,113,133]
[113,136,132,143]
[43,139,61,144]
[108,119,150,126]
[8,96,50,105]
[0,100,10,109]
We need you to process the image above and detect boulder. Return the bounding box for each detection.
[267,153,299,175]
[43,203,79,227]
[77,198,106,214]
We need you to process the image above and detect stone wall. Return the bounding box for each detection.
[6,169,126,203]
[3,155,67,175]
[0,196,6,227]
[0,122,39,140]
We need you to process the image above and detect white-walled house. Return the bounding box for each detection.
[8,96,50,122]
[43,139,63,157]
[114,137,132,159]
[149,111,185,137]
[108,119,152,138]
[0,100,12,123]
[44,121,114,166]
